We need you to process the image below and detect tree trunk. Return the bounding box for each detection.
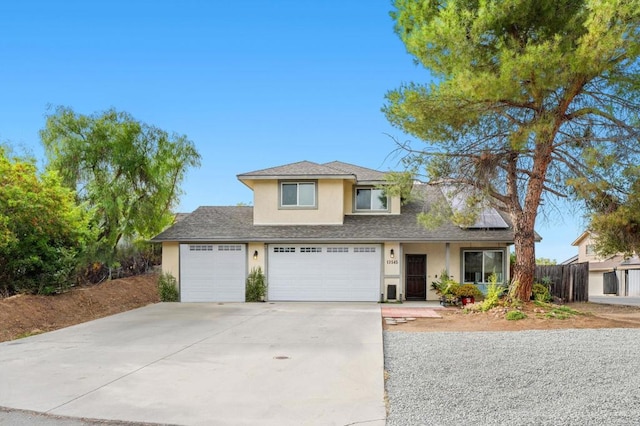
[511,217,537,300]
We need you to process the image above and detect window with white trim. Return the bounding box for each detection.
[355,187,388,211]
[585,244,596,255]
[463,249,504,284]
[281,182,316,207]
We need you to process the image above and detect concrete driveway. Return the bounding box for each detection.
[0,303,385,426]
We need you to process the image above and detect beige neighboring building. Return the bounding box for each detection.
[152,160,520,302]
[572,231,640,297]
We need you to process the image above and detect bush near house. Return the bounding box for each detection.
[246,267,267,302]
[157,272,179,302]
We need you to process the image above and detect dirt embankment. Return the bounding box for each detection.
[0,274,159,343]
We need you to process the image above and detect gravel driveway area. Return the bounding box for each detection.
[384,328,640,425]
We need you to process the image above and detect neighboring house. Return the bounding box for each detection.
[152,160,520,302]
[571,231,640,297]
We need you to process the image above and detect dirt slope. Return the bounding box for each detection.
[0,274,159,343]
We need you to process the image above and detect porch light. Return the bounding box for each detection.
[253,250,259,260]
[390,249,395,258]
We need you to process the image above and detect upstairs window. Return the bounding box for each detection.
[355,187,388,211]
[281,182,316,207]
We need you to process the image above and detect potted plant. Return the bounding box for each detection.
[454,284,483,306]
[431,271,461,306]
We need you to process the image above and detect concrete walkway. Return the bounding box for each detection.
[0,303,385,426]
[590,295,640,306]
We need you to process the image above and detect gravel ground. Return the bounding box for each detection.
[384,328,640,425]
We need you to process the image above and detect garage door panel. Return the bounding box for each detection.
[268,245,381,301]
[180,244,246,302]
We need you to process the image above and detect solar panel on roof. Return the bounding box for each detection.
[442,186,509,229]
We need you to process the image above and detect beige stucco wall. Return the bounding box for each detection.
[252,179,345,225]
[383,242,401,300]
[161,241,180,288]
[389,195,401,214]
[247,242,266,272]
[343,182,353,213]
[575,234,606,263]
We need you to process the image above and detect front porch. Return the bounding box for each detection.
[382,242,510,302]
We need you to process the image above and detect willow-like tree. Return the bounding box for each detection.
[384,0,640,300]
[41,107,201,259]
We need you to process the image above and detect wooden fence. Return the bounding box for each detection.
[534,262,589,302]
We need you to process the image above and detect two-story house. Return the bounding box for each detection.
[152,160,517,302]
[572,231,640,297]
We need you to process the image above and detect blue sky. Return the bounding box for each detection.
[0,0,585,262]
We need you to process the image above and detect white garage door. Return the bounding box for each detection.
[180,244,246,302]
[628,270,640,296]
[268,244,381,301]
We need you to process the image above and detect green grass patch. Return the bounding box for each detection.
[506,310,527,321]
[542,305,582,319]
[15,330,43,339]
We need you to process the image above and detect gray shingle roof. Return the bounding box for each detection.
[322,161,387,182]
[237,160,387,182]
[237,161,353,179]
[152,185,519,243]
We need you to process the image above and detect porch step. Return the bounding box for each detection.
[381,307,442,318]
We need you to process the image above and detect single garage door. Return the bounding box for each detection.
[180,244,246,302]
[268,244,381,301]
[628,270,640,296]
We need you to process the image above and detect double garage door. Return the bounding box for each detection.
[268,244,381,302]
[179,243,381,302]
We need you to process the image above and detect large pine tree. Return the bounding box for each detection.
[385,0,640,299]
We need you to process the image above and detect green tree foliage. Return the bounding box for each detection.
[385,0,640,300]
[380,170,415,205]
[535,258,557,266]
[574,167,640,257]
[0,148,91,295]
[40,106,201,260]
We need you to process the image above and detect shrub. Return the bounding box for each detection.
[506,310,527,320]
[454,284,483,299]
[246,267,267,302]
[157,272,179,302]
[431,271,460,296]
[532,283,551,302]
[0,148,91,296]
[479,273,505,312]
